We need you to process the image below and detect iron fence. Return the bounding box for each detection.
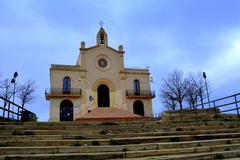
[126,89,155,97]
[167,92,240,120]
[45,88,82,96]
[0,96,35,121]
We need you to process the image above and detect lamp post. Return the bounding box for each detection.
[11,72,18,103]
[11,72,18,119]
[203,72,210,108]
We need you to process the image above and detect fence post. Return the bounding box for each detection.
[234,95,240,118]
[213,101,218,117]
[7,102,10,118]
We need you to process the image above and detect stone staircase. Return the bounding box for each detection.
[0,119,240,160]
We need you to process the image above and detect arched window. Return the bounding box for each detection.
[63,77,71,94]
[134,80,140,95]
[100,33,105,44]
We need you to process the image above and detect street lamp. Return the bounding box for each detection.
[203,72,210,108]
[11,72,18,103]
[11,72,18,119]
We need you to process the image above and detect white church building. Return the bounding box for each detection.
[45,27,155,122]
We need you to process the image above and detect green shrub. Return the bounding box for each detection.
[122,147,129,152]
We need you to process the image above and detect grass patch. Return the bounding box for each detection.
[100,122,118,125]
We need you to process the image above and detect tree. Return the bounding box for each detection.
[192,72,208,108]
[17,80,36,107]
[185,73,199,108]
[160,89,178,111]
[0,78,14,102]
[161,70,187,110]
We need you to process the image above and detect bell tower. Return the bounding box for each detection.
[96,22,108,46]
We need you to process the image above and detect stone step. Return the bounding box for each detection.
[0,144,240,160]
[1,132,240,147]
[1,124,239,136]
[1,128,240,140]
[1,121,240,131]
[0,138,239,155]
[118,150,240,160]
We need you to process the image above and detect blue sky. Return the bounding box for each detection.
[1,0,240,121]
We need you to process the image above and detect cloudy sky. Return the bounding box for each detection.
[1,0,240,121]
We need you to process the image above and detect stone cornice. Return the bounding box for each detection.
[120,68,150,75]
[80,45,124,54]
[50,64,86,72]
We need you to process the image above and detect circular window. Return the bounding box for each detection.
[98,58,108,68]
[96,55,111,71]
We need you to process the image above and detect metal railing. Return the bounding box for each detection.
[167,92,240,120]
[45,88,82,96]
[0,96,35,121]
[126,89,155,98]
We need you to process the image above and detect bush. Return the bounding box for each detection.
[122,147,129,152]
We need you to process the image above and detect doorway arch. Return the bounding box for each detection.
[133,100,144,116]
[97,84,110,107]
[60,100,73,121]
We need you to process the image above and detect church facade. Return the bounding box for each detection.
[45,27,155,122]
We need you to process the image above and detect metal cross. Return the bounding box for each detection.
[98,21,104,27]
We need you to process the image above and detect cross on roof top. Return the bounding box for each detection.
[98,21,104,27]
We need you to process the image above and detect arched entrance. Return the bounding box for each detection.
[133,100,144,116]
[97,84,110,107]
[60,100,73,121]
